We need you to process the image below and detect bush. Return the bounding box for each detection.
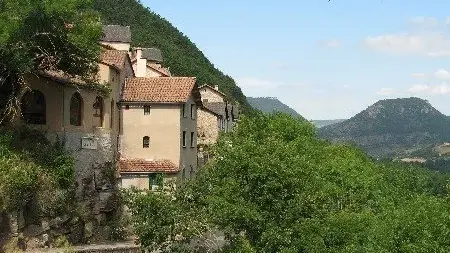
[0,127,75,215]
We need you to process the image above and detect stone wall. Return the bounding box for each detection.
[197,109,219,146]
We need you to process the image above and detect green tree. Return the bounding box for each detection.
[0,0,102,121]
[126,112,450,252]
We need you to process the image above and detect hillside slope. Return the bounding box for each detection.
[319,97,450,158]
[247,97,303,119]
[92,0,252,113]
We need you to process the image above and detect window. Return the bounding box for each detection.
[203,99,208,103]
[21,90,46,125]
[143,136,150,148]
[182,104,186,117]
[144,105,151,115]
[190,132,195,147]
[182,131,186,147]
[93,96,104,127]
[70,92,83,126]
[148,174,161,191]
[190,104,195,119]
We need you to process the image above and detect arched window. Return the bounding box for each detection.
[70,92,83,126]
[143,136,150,148]
[93,96,104,127]
[21,90,46,125]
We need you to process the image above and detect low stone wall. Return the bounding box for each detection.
[31,242,140,253]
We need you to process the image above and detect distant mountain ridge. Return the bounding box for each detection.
[311,119,346,128]
[318,97,450,158]
[247,97,304,119]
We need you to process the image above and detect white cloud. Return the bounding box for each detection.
[408,83,450,95]
[411,72,426,79]
[434,69,450,80]
[364,32,450,56]
[408,16,438,27]
[376,88,396,95]
[325,39,341,48]
[445,17,450,25]
[318,39,341,48]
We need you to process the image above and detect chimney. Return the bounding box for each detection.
[135,47,147,77]
[214,85,219,91]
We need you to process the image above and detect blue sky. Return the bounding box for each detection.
[142,0,450,120]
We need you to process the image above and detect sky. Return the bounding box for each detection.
[142,0,450,120]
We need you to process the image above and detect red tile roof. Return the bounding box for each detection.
[38,70,88,86]
[100,50,128,70]
[147,63,171,77]
[119,159,179,173]
[122,77,198,103]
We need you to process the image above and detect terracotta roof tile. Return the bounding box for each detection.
[100,50,127,70]
[119,159,179,173]
[122,77,197,103]
[38,70,88,86]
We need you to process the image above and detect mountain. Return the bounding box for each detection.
[247,97,304,119]
[92,0,253,113]
[318,97,450,158]
[311,119,346,128]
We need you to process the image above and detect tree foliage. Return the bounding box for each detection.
[0,0,102,121]
[126,112,450,252]
[0,127,75,215]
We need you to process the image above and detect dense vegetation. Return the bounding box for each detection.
[126,112,450,252]
[319,97,450,158]
[92,0,253,114]
[247,97,303,119]
[0,127,75,215]
[0,0,103,121]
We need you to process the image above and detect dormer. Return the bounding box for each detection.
[100,25,132,51]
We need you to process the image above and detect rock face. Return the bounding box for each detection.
[319,97,450,158]
[2,161,128,252]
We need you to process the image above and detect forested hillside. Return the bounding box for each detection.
[319,97,450,158]
[247,97,303,119]
[92,0,253,113]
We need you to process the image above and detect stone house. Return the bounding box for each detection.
[17,24,201,192]
[197,84,239,146]
[17,48,134,184]
[118,76,202,189]
[130,47,171,77]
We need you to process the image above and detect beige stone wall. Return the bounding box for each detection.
[100,42,130,51]
[197,108,219,146]
[200,87,225,103]
[120,104,181,165]
[120,174,150,190]
[20,74,109,133]
[179,95,198,179]
[120,173,177,191]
